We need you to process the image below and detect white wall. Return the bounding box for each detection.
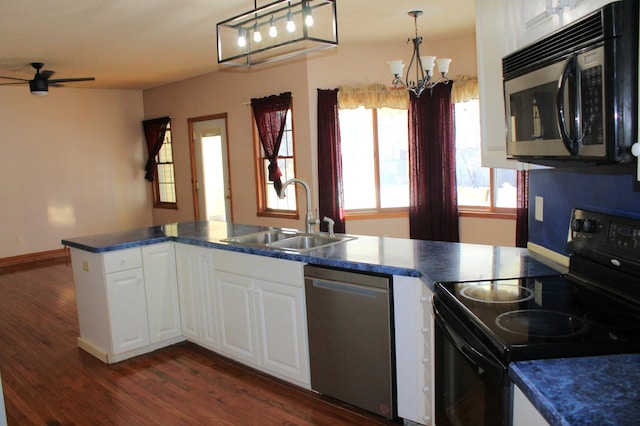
[0,86,150,258]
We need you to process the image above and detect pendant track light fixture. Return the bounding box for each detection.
[217,0,338,67]
[387,11,451,97]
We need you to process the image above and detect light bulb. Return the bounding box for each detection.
[269,16,277,38]
[237,28,246,47]
[253,23,262,43]
[304,6,314,27]
[286,10,296,32]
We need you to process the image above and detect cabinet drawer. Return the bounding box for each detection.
[103,248,142,273]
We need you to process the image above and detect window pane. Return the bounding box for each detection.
[339,107,376,209]
[377,107,409,208]
[494,168,517,208]
[455,100,490,207]
[265,157,296,210]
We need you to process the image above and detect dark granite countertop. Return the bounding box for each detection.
[511,354,640,426]
[61,220,560,286]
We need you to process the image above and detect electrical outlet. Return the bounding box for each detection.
[535,196,544,222]
[82,260,90,272]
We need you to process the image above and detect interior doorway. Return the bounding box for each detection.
[188,114,232,222]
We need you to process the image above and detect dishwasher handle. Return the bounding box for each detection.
[309,279,384,298]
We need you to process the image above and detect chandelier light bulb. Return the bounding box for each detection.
[286,10,296,32]
[237,28,247,47]
[253,23,262,43]
[269,16,278,38]
[303,2,314,27]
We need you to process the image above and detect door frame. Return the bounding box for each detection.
[187,113,233,221]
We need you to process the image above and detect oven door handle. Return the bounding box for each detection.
[433,302,505,378]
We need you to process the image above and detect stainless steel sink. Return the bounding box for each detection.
[222,230,298,245]
[222,230,355,252]
[268,233,355,251]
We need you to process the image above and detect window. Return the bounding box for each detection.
[455,99,516,213]
[339,107,409,214]
[255,108,297,216]
[153,121,177,208]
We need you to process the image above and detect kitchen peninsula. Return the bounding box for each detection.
[62,220,557,424]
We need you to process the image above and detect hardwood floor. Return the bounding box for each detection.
[0,259,398,425]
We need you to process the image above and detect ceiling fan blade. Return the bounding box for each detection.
[39,70,55,80]
[0,81,30,85]
[48,77,95,84]
[0,76,30,82]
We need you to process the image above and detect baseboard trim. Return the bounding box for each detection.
[0,248,69,267]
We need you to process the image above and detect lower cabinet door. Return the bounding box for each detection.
[215,271,259,365]
[254,279,309,384]
[105,269,150,354]
[142,243,181,344]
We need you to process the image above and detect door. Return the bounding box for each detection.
[215,270,259,365]
[254,279,309,384]
[142,243,181,344]
[174,244,218,349]
[105,269,150,354]
[189,114,232,222]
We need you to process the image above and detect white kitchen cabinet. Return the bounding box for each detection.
[507,0,614,51]
[105,267,150,354]
[512,384,550,426]
[71,246,183,363]
[142,243,182,344]
[394,276,435,425]
[213,250,310,387]
[174,243,219,351]
[476,0,522,170]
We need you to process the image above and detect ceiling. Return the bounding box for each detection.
[0,0,475,91]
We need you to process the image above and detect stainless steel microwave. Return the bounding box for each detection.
[503,0,638,165]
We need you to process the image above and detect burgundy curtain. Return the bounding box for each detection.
[516,170,529,247]
[317,89,346,233]
[251,92,292,196]
[142,116,170,181]
[408,84,459,242]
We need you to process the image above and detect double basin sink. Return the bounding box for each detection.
[222,229,356,253]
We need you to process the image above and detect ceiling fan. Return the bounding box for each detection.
[0,62,95,96]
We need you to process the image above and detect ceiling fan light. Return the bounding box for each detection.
[29,79,48,96]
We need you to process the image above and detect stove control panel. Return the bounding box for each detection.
[568,208,640,274]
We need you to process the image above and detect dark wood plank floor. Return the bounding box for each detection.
[0,259,398,425]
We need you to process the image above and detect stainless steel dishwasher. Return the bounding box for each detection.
[304,265,394,419]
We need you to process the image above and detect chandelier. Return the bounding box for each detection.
[217,0,338,67]
[387,11,451,97]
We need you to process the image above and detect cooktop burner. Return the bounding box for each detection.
[496,310,585,338]
[460,283,534,304]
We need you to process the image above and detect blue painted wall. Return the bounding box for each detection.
[529,164,640,255]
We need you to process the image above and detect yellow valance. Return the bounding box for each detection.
[338,84,410,110]
[451,75,479,103]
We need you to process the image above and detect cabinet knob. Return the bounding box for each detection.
[421,327,428,334]
[423,415,431,422]
[422,386,430,393]
[420,296,428,303]
[422,357,429,364]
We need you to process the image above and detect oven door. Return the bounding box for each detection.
[433,297,510,426]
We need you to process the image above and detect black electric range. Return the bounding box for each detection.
[435,207,640,365]
[433,208,640,425]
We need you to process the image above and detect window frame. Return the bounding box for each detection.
[340,107,410,218]
[253,106,299,219]
[152,120,178,210]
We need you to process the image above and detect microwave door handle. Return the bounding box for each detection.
[556,56,579,155]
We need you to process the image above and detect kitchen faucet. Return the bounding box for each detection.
[279,178,319,233]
